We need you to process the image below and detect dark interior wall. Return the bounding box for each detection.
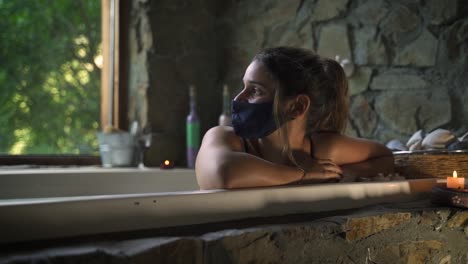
[129,0,219,166]
[128,0,468,166]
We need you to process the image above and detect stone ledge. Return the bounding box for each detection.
[343,212,411,241]
[1,201,467,264]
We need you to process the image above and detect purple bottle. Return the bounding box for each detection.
[186,85,200,168]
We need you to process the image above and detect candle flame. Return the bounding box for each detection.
[164,160,170,166]
[453,171,457,178]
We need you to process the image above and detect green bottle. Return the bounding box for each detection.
[186,85,200,168]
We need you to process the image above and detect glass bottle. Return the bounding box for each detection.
[186,85,200,168]
[218,85,232,126]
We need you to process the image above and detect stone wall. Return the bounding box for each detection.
[128,0,468,166]
[218,0,468,143]
[3,205,468,263]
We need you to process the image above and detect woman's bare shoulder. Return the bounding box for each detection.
[313,132,375,145]
[201,126,244,152]
[310,132,342,157]
[312,132,391,164]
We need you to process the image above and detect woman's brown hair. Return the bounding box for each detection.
[253,47,349,162]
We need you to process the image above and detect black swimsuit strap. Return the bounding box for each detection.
[242,138,263,158]
[309,136,315,158]
[242,137,249,153]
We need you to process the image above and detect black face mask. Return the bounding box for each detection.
[231,100,278,139]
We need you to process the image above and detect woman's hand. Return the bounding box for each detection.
[302,158,343,183]
[292,150,343,183]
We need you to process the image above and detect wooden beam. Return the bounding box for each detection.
[101,0,127,131]
[101,0,111,130]
[117,0,129,131]
[113,0,120,128]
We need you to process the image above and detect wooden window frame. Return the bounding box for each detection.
[0,0,129,166]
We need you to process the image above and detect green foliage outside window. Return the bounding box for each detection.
[0,1,101,154]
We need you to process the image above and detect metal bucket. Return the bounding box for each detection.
[97,132,136,167]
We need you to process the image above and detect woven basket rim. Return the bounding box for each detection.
[394,150,468,156]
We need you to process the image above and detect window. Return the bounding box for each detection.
[0,0,128,165]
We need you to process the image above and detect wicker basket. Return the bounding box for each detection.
[394,151,468,179]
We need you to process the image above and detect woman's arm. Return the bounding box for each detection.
[195,126,303,189]
[195,126,341,189]
[341,156,394,179]
[313,133,394,178]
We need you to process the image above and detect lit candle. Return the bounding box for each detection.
[447,171,465,189]
[160,159,174,169]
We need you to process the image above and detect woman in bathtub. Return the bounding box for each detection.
[195,47,394,190]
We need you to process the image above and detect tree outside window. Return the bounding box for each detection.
[0,1,101,155]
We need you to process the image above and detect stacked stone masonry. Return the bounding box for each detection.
[2,206,467,263]
[128,0,468,165]
[217,0,468,144]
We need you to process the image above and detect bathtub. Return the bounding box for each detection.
[0,167,438,245]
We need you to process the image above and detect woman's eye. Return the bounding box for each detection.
[252,87,263,96]
[237,85,266,99]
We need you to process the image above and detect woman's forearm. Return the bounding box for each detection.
[219,152,304,189]
[341,155,395,178]
[197,150,303,189]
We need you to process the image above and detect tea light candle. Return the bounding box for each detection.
[160,159,174,169]
[447,171,465,189]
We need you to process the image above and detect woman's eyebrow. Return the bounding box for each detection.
[243,79,266,87]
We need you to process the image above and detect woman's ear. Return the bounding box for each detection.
[287,94,310,119]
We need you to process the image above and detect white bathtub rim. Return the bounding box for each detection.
[0,179,439,244]
[0,179,435,206]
